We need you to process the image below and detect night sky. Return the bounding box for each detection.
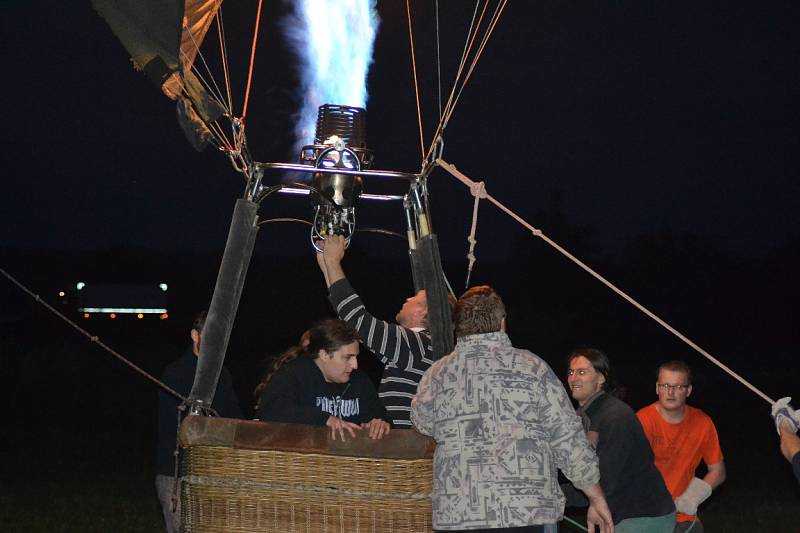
[2,1,797,261]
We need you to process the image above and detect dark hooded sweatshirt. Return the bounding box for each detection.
[256,356,389,426]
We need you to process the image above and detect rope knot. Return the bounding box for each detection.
[531,228,543,238]
[469,181,487,199]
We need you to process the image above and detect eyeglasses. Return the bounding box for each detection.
[657,383,690,392]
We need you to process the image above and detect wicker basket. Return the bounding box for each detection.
[179,417,435,532]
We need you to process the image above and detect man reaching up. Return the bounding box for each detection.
[317,234,433,428]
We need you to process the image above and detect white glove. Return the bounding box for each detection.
[674,477,712,516]
[771,397,800,435]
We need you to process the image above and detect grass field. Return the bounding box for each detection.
[3,434,798,533]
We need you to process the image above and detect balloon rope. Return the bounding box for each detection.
[406,0,425,161]
[436,159,775,405]
[424,1,488,165]
[465,180,486,288]
[182,21,228,112]
[0,267,193,405]
[242,0,265,120]
[215,2,234,114]
[435,0,442,121]
[440,1,507,130]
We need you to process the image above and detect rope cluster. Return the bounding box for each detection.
[464,180,486,287]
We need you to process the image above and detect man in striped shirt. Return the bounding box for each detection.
[317,235,433,428]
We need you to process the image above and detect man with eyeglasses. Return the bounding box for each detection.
[636,361,725,533]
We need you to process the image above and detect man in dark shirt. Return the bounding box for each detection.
[155,311,242,533]
[256,319,391,441]
[317,235,433,428]
[566,348,675,532]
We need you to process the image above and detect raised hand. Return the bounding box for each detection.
[322,234,346,266]
[321,235,347,285]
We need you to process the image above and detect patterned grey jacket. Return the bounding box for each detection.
[411,332,600,530]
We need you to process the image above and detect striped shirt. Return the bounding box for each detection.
[329,279,434,428]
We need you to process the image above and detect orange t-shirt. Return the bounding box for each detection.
[636,403,723,523]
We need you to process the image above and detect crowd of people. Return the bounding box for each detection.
[155,234,800,533]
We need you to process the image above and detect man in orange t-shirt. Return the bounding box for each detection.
[637,360,725,533]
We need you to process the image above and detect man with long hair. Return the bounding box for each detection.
[255,319,391,441]
[565,348,675,532]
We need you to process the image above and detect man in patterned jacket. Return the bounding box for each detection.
[317,234,434,428]
[411,285,614,533]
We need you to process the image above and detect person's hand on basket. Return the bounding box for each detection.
[327,415,361,441]
[362,418,391,440]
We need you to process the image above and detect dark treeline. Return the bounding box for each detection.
[3,227,797,420]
